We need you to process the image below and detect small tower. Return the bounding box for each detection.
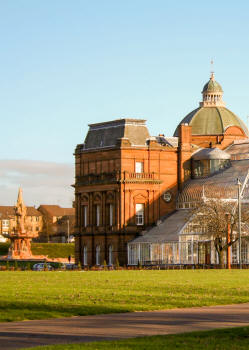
[5,188,39,259]
[200,72,225,107]
[15,188,27,234]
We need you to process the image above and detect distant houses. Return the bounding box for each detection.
[0,204,75,243]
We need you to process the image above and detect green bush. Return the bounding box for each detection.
[0,243,10,255]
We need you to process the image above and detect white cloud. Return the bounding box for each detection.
[0,160,74,207]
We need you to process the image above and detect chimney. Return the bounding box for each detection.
[178,124,192,191]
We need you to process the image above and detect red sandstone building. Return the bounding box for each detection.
[74,73,249,266]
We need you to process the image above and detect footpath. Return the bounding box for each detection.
[1,303,249,349]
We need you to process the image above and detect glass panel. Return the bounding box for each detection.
[135,162,143,173]
[136,204,144,225]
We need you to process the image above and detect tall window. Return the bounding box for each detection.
[109,204,113,226]
[136,203,144,226]
[135,161,143,173]
[96,245,100,265]
[83,205,88,227]
[96,205,100,226]
[108,245,113,265]
[83,246,87,266]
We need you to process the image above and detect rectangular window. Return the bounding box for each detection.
[136,203,144,226]
[83,246,87,266]
[96,205,100,227]
[109,204,113,226]
[83,206,88,227]
[135,161,143,173]
[36,216,40,222]
[96,245,100,265]
[2,220,9,228]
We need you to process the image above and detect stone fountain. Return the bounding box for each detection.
[4,188,39,260]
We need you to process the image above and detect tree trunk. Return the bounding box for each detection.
[219,249,225,269]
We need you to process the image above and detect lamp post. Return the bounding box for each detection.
[67,219,70,243]
[225,213,231,270]
[237,178,242,269]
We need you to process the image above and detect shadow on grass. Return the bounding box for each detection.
[0,301,130,322]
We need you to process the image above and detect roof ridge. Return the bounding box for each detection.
[216,107,224,133]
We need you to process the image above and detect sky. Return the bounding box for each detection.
[1,0,249,206]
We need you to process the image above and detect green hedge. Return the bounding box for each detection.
[31,243,75,258]
[0,242,74,259]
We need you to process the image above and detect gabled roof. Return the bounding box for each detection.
[130,210,193,244]
[38,205,75,217]
[0,206,42,219]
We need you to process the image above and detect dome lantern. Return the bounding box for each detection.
[200,72,225,107]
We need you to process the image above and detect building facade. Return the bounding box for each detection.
[74,73,249,266]
[37,205,75,242]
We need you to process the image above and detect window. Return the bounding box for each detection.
[36,216,39,222]
[96,205,100,226]
[96,245,100,265]
[83,246,87,265]
[135,161,143,173]
[2,220,9,228]
[232,243,238,264]
[108,245,113,265]
[136,204,144,225]
[83,206,88,227]
[109,204,113,226]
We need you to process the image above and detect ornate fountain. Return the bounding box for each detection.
[5,188,39,259]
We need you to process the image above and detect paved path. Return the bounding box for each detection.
[1,303,249,350]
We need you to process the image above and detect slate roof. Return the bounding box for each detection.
[130,210,193,244]
[156,136,179,147]
[83,119,150,150]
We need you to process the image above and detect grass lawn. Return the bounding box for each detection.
[23,327,249,350]
[1,270,249,322]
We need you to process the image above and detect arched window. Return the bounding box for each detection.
[83,246,87,266]
[108,245,113,265]
[96,245,100,265]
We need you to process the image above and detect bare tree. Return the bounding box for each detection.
[193,199,249,268]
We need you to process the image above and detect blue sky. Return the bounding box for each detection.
[0,0,249,204]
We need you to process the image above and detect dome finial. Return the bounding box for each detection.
[210,59,215,81]
[200,64,225,107]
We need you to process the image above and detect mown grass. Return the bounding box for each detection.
[0,242,74,258]
[23,327,249,350]
[0,270,249,322]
